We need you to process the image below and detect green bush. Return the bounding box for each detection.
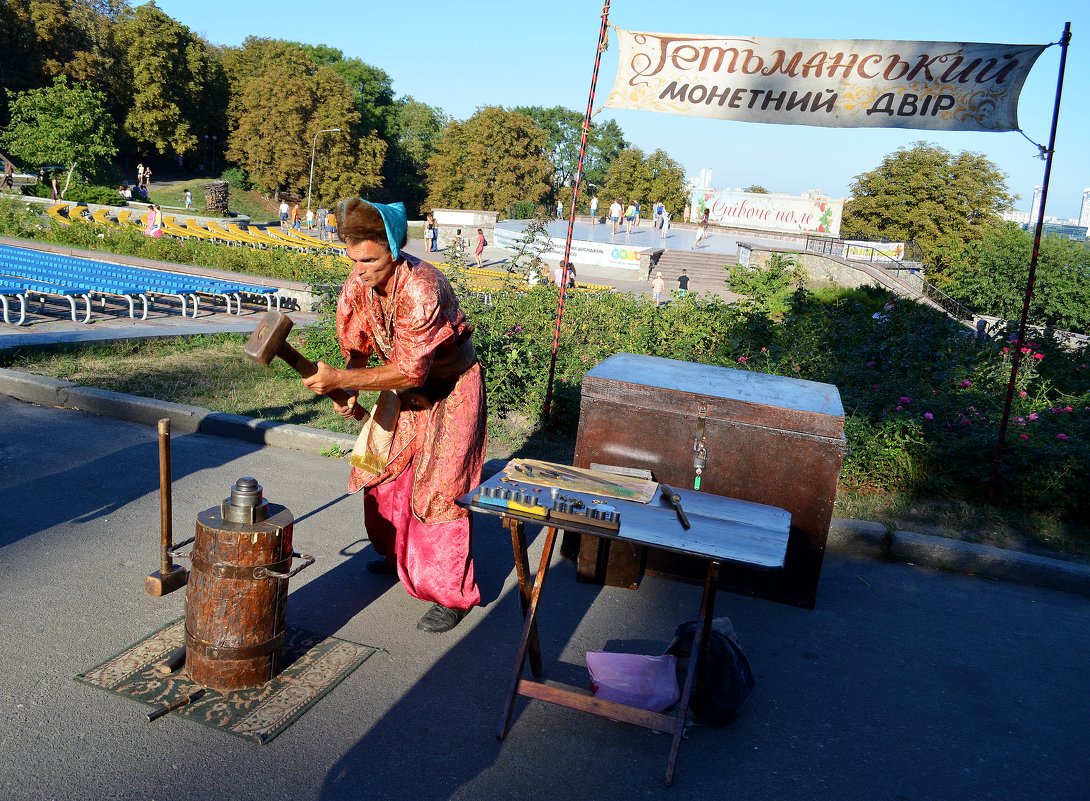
[220,167,250,190]
[505,200,538,220]
[62,183,128,205]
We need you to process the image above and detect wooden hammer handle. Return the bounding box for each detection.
[277,341,355,407]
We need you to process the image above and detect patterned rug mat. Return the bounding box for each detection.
[76,618,378,744]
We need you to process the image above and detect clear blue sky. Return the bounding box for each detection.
[152,0,1088,220]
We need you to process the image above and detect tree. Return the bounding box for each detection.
[743,185,770,194]
[600,147,687,213]
[0,0,129,126]
[114,2,221,157]
[297,44,396,139]
[223,39,384,201]
[380,97,449,215]
[426,107,551,213]
[512,106,629,201]
[943,223,1090,332]
[841,141,1014,274]
[1,76,117,196]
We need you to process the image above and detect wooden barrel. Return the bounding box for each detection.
[184,478,300,692]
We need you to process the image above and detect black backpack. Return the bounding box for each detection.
[665,616,754,725]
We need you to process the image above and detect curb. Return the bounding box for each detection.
[3,367,1088,599]
[0,367,356,453]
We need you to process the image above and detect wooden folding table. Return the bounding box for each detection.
[458,467,790,786]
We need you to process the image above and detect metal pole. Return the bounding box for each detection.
[307,128,341,216]
[988,22,1071,499]
[542,0,611,421]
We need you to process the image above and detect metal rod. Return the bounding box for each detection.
[543,0,611,421]
[988,22,1072,499]
[158,418,173,576]
[306,128,341,216]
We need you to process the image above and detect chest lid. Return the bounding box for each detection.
[582,353,844,439]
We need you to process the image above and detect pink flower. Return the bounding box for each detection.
[761,347,767,352]
[1028,413,1039,421]
[737,356,747,363]
[895,405,903,412]
[1033,352,1044,361]
[1018,390,1028,398]
[1052,407,1062,414]
[1065,406,1073,412]
[959,379,972,388]
[899,396,912,405]
[1057,433,1069,441]
[924,412,934,420]
[1020,434,1029,441]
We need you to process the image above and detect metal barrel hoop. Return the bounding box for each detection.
[253,551,315,580]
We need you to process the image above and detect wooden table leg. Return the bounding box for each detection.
[497,525,558,740]
[506,517,544,677]
[664,560,720,787]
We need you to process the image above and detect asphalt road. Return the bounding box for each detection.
[1,395,1088,801]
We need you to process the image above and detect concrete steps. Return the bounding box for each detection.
[651,248,738,297]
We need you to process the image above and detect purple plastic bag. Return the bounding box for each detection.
[586,652,680,712]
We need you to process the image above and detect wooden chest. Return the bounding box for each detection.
[572,353,845,608]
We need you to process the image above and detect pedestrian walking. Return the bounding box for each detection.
[279,200,290,230]
[183,189,192,210]
[473,228,486,268]
[677,269,689,297]
[589,195,599,223]
[651,271,665,305]
[661,208,671,239]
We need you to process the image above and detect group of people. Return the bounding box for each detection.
[423,217,487,268]
[143,204,163,238]
[135,163,153,191]
[593,197,672,239]
[650,269,690,305]
[277,200,338,238]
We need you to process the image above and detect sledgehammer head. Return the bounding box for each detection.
[145,564,188,596]
[244,310,294,366]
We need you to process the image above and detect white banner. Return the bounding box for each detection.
[491,226,649,270]
[606,30,1046,132]
[691,189,844,236]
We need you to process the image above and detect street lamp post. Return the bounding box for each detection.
[307,128,341,216]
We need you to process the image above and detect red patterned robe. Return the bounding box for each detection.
[336,254,484,610]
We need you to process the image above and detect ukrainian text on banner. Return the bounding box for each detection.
[606,30,1046,132]
[691,189,843,236]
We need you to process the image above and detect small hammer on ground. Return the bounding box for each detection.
[244,310,357,409]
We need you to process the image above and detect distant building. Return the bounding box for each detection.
[1022,220,1087,241]
[1029,185,1045,225]
[696,168,712,188]
[1000,209,1031,225]
[1079,188,1090,230]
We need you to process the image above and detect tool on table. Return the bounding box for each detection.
[145,418,188,596]
[505,459,656,503]
[146,689,206,723]
[658,484,691,530]
[154,645,187,676]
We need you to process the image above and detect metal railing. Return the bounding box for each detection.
[804,235,973,322]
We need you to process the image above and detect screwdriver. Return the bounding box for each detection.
[659,484,691,530]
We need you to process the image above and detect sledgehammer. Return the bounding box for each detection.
[243,310,356,407]
[245,310,432,412]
